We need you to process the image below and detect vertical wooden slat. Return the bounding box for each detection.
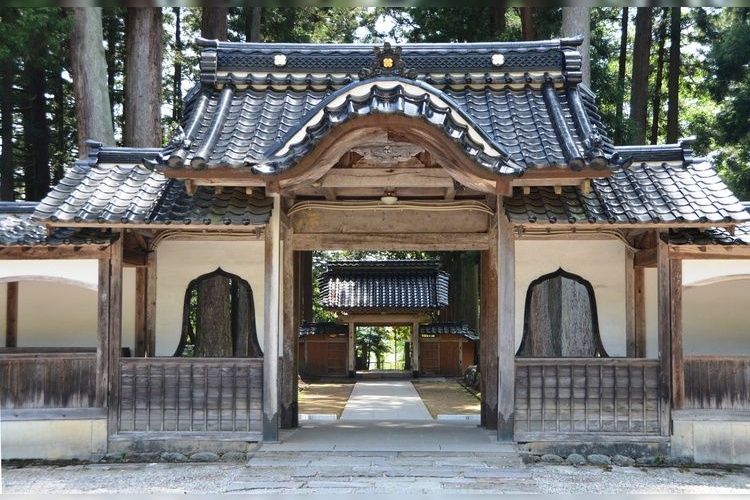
[145,251,157,357]
[5,281,18,347]
[656,231,672,436]
[412,320,420,377]
[347,321,355,377]
[497,198,515,441]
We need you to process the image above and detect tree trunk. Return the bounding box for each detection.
[245,7,261,42]
[0,9,16,201]
[561,7,591,87]
[520,7,537,41]
[195,275,233,357]
[666,7,681,143]
[630,7,653,145]
[22,64,50,201]
[650,9,669,145]
[172,7,183,122]
[201,7,228,40]
[614,7,628,144]
[124,7,162,148]
[489,7,506,39]
[68,7,114,157]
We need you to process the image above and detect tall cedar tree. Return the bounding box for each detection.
[630,8,653,145]
[123,8,162,147]
[68,7,114,156]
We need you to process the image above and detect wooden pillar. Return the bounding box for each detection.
[496,198,515,442]
[480,221,498,430]
[411,319,420,377]
[297,251,313,322]
[280,220,298,428]
[134,251,157,357]
[670,258,684,409]
[5,281,17,347]
[263,193,281,441]
[656,231,672,436]
[625,249,636,357]
[634,266,646,358]
[347,320,355,377]
[98,232,123,437]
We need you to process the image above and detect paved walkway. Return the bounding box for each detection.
[241,380,540,494]
[339,380,432,421]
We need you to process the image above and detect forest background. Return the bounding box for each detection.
[3,7,749,367]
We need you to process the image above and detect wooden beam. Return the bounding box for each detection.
[480,221,498,430]
[497,202,516,442]
[670,245,750,260]
[656,232,672,436]
[263,194,281,441]
[0,245,110,260]
[290,203,490,234]
[5,282,17,348]
[634,248,657,268]
[292,232,490,251]
[317,167,455,189]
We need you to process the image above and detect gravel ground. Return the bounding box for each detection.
[3,459,750,495]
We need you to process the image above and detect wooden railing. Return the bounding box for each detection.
[118,358,263,434]
[514,358,661,440]
[685,356,750,410]
[0,349,97,409]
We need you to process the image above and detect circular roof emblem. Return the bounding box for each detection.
[492,54,505,67]
[274,54,287,67]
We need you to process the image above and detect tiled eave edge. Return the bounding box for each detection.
[39,220,269,231]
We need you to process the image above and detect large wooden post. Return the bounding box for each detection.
[98,232,123,437]
[656,230,684,435]
[5,281,17,347]
[496,198,515,441]
[133,249,156,358]
[480,218,498,429]
[280,217,298,428]
[411,319,420,377]
[347,320,356,377]
[263,193,281,441]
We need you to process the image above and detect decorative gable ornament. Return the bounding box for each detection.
[359,42,418,80]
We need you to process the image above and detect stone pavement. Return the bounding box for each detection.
[233,380,540,494]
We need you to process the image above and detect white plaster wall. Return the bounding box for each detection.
[0,261,135,350]
[643,261,750,357]
[0,259,98,287]
[682,260,750,356]
[515,239,627,356]
[155,239,265,356]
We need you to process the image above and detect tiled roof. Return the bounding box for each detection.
[319,260,449,311]
[504,142,750,226]
[419,321,478,340]
[162,37,618,176]
[298,321,348,337]
[33,145,273,227]
[0,202,113,246]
